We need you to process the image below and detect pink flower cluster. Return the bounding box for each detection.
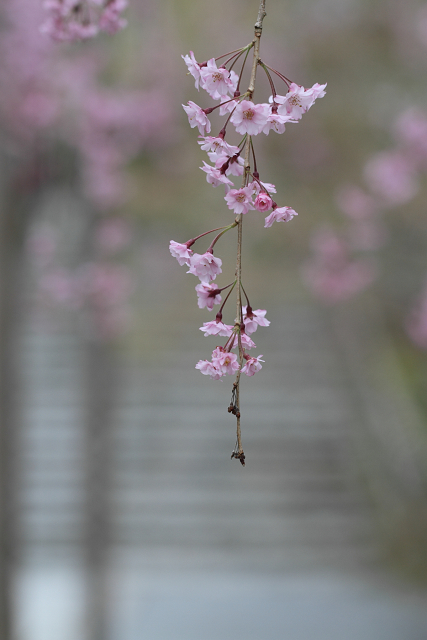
[41,0,127,42]
[196,347,264,380]
[169,237,269,378]
[182,51,326,227]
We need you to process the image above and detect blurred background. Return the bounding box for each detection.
[1,0,427,638]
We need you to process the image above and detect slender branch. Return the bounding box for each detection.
[232,0,267,460]
[254,0,267,30]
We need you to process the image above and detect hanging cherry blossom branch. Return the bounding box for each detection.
[171,0,326,465]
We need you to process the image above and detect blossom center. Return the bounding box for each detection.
[212,72,223,82]
[243,109,255,120]
[236,193,246,202]
[289,95,302,107]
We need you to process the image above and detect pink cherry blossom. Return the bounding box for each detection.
[230,100,268,135]
[262,110,293,135]
[254,193,273,212]
[195,282,222,310]
[251,180,277,195]
[242,307,270,335]
[241,355,264,376]
[200,59,238,100]
[199,321,233,337]
[264,206,298,227]
[200,162,233,188]
[187,252,222,282]
[215,153,244,177]
[229,332,256,350]
[219,97,239,117]
[224,187,254,214]
[212,348,240,375]
[198,136,239,156]
[277,83,326,120]
[169,240,193,266]
[182,101,211,135]
[182,51,202,90]
[195,359,223,379]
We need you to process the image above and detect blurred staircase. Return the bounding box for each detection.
[18,304,379,573]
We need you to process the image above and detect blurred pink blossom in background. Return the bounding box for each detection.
[302,228,377,302]
[363,150,418,206]
[406,280,427,350]
[41,0,128,42]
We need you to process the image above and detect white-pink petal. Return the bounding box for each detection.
[230,100,268,136]
[199,321,233,337]
[200,162,233,187]
[195,359,223,379]
[224,187,254,214]
[195,282,222,310]
[182,101,211,135]
[182,51,202,90]
[169,240,193,266]
[200,59,236,100]
[187,252,222,282]
[241,355,264,376]
[264,206,298,228]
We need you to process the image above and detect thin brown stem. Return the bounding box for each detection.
[215,46,251,62]
[207,222,237,253]
[235,46,252,94]
[250,138,258,174]
[261,62,292,88]
[232,0,267,462]
[187,225,233,247]
[259,62,277,98]
[217,280,237,318]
